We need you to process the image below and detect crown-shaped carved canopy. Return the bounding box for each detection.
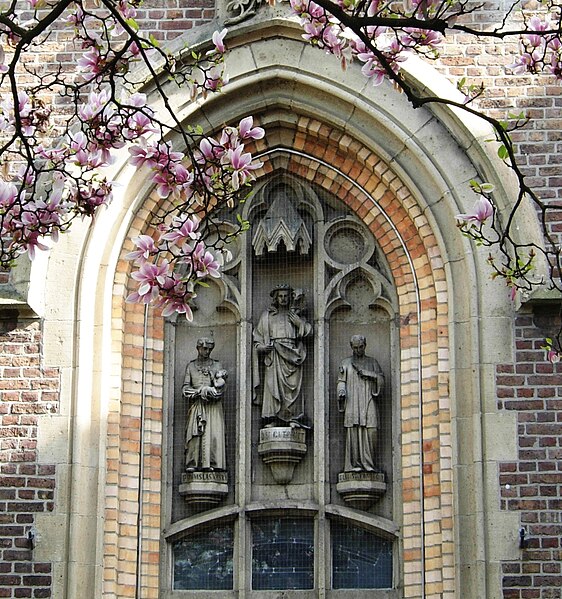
[252,186,312,256]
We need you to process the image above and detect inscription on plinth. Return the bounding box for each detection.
[181,471,228,484]
[336,471,386,510]
[258,427,307,485]
[259,427,306,444]
[338,471,385,484]
[179,470,228,509]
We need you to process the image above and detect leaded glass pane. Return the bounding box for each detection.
[252,517,314,590]
[332,520,393,589]
[173,525,234,590]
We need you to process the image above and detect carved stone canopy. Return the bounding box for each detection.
[252,188,312,256]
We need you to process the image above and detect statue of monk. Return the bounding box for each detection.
[253,284,312,427]
[337,335,384,472]
[182,337,227,471]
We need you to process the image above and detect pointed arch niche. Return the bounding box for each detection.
[106,123,451,597]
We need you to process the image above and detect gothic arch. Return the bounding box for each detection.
[30,18,528,599]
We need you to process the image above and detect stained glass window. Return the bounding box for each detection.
[332,520,393,589]
[252,517,314,590]
[173,525,234,590]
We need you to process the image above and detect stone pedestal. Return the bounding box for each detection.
[179,471,228,509]
[336,471,386,510]
[258,427,307,484]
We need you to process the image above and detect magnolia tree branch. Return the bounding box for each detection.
[290,0,562,359]
[1,0,562,356]
[0,0,264,319]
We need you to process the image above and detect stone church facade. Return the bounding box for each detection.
[0,2,560,599]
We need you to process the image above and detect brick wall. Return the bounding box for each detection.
[497,307,562,599]
[440,24,562,243]
[438,17,562,596]
[0,318,59,599]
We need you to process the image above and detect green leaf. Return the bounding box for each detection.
[497,145,509,160]
[125,18,139,32]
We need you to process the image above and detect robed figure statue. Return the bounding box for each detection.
[337,335,384,472]
[253,284,312,427]
[182,337,227,471]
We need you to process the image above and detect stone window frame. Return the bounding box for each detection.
[163,507,399,598]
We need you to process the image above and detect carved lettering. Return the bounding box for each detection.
[259,428,306,443]
[338,471,385,483]
[181,471,228,484]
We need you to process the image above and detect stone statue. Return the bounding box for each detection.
[253,284,312,427]
[337,335,384,472]
[182,337,227,471]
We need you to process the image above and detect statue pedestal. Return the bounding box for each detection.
[258,427,307,484]
[179,471,228,509]
[336,471,386,510]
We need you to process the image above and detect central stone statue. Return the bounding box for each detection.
[253,284,312,427]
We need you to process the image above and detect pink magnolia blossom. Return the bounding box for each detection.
[525,17,548,48]
[224,145,261,190]
[192,243,221,278]
[203,66,229,92]
[68,132,105,167]
[198,137,225,163]
[129,141,160,168]
[151,160,193,199]
[79,89,111,122]
[238,116,265,139]
[0,181,18,208]
[15,166,36,187]
[126,235,158,263]
[212,28,228,54]
[456,196,494,225]
[117,0,137,20]
[507,53,534,75]
[239,116,265,140]
[24,232,50,260]
[66,5,85,27]
[151,273,195,318]
[77,47,105,81]
[124,110,157,139]
[75,180,113,215]
[158,291,194,319]
[160,215,200,246]
[360,57,386,85]
[130,260,171,302]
